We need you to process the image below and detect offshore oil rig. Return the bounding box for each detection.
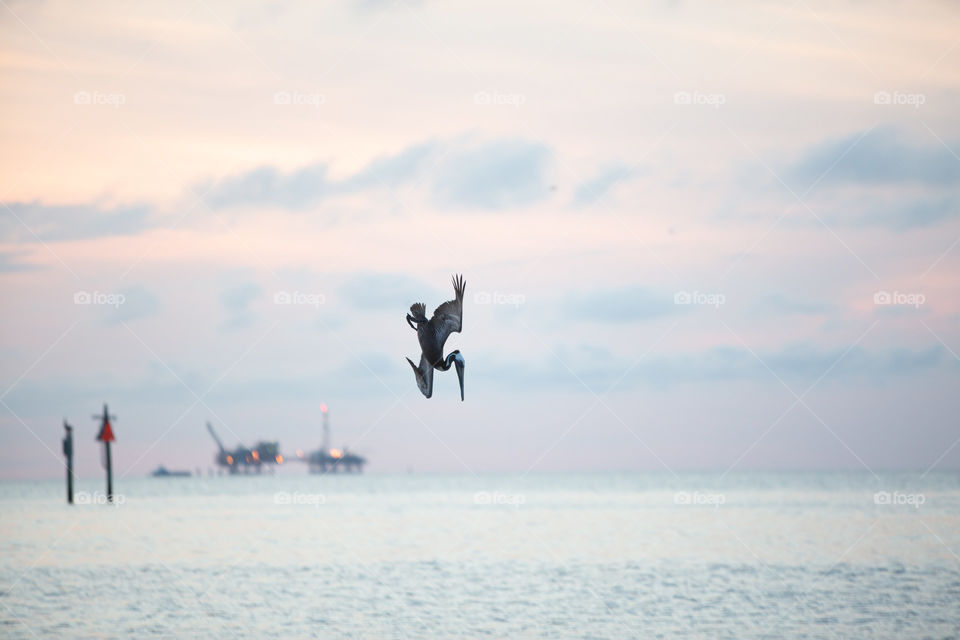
[203,405,365,475]
[296,404,366,473]
[206,422,283,474]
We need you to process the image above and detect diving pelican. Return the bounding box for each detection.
[406,274,466,400]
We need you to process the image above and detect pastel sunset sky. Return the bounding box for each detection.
[2,0,959,479]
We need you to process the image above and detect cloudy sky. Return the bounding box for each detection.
[1,0,959,479]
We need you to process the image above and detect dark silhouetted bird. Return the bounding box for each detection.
[406,274,466,400]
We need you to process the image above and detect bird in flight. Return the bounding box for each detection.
[406,274,466,400]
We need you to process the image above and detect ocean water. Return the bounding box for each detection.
[1,471,959,639]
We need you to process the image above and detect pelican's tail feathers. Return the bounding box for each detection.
[409,302,427,322]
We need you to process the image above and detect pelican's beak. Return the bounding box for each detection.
[455,357,465,401]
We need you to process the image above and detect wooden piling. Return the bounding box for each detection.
[62,420,73,504]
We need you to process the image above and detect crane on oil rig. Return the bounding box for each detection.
[205,421,282,474]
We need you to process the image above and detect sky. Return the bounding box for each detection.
[1,0,959,479]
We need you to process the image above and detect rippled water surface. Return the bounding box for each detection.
[2,472,959,638]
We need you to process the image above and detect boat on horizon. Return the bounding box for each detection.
[151,465,191,478]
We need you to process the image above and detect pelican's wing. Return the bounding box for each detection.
[431,274,465,346]
[407,354,435,398]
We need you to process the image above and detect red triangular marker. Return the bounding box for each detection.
[97,419,115,443]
